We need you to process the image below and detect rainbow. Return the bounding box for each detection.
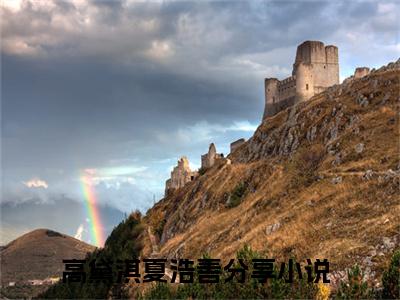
[80,173,105,247]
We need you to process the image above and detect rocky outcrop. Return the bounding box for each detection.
[231,59,400,164]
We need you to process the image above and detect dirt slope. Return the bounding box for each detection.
[144,60,400,288]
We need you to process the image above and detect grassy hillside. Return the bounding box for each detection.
[144,61,399,293]
[35,60,399,299]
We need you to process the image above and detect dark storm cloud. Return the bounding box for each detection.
[1,52,258,171]
[1,0,399,242]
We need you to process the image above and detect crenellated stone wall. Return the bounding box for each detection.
[263,41,339,119]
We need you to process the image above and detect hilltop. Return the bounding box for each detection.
[0,228,95,297]
[143,60,400,289]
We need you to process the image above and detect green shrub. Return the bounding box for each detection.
[382,249,400,299]
[198,167,207,176]
[236,243,262,261]
[226,182,247,208]
[38,212,144,299]
[140,282,173,300]
[154,219,166,239]
[141,245,319,299]
[336,264,373,299]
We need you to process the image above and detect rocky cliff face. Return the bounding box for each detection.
[143,60,399,289]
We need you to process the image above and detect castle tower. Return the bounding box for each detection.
[201,143,223,169]
[295,62,314,102]
[263,78,279,119]
[293,41,339,94]
[263,40,339,119]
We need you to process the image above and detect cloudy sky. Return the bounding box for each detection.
[1,0,399,245]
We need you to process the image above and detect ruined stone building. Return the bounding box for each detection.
[201,143,224,169]
[230,138,246,153]
[165,156,197,196]
[263,40,339,119]
[343,67,370,84]
[164,144,224,196]
[354,67,370,78]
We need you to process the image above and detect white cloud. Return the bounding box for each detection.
[227,121,258,132]
[1,0,23,13]
[74,224,84,240]
[145,40,174,61]
[23,178,48,189]
[377,3,396,14]
[94,180,154,213]
[81,166,147,189]
[156,120,258,146]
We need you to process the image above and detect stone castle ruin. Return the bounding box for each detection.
[343,67,370,84]
[163,40,378,197]
[230,138,246,153]
[165,156,197,196]
[164,143,225,197]
[201,143,224,170]
[263,40,339,119]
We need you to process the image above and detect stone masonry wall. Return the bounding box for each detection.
[263,40,339,119]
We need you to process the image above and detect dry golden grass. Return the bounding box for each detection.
[143,67,400,287]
